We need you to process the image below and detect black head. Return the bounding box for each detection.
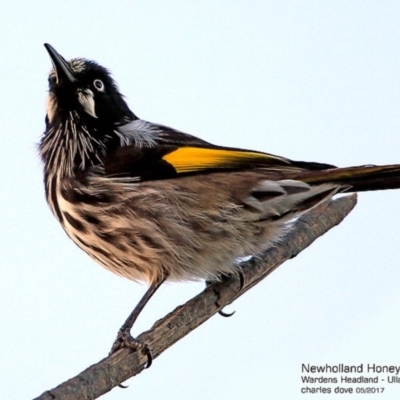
[44,43,136,127]
[41,44,141,176]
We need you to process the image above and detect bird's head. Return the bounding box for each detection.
[41,44,150,175]
[44,43,135,127]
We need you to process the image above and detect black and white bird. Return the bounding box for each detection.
[40,43,400,362]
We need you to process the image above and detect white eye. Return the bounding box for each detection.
[93,79,104,91]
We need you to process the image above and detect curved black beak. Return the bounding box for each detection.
[44,43,77,85]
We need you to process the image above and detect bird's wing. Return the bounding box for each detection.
[102,121,400,191]
[103,121,336,181]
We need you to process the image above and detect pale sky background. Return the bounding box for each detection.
[1,2,400,400]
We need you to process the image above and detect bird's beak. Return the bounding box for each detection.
[44,43,77,85]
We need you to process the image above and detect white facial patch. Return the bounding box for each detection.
[77,89,97,118]
[46,92,57,123]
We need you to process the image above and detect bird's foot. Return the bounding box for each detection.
[110,329,153,368]
[206,269,245,317]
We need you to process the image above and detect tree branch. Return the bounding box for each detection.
[34,194,357,400]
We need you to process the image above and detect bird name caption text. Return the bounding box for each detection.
[300,364,400,395]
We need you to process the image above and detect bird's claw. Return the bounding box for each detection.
[110,329,153,368]
[207,269,245,318]
[218,308,236,317]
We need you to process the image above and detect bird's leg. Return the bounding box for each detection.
[110,276,165,368]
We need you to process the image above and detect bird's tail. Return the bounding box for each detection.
[297,164,400,192]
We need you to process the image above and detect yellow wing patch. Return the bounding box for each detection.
[162,147,287,173]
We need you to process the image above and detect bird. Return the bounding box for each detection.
[40,43,400,365]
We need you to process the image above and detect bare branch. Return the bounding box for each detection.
[34,194,357,400]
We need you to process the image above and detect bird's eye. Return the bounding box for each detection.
[93,79,105,91]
